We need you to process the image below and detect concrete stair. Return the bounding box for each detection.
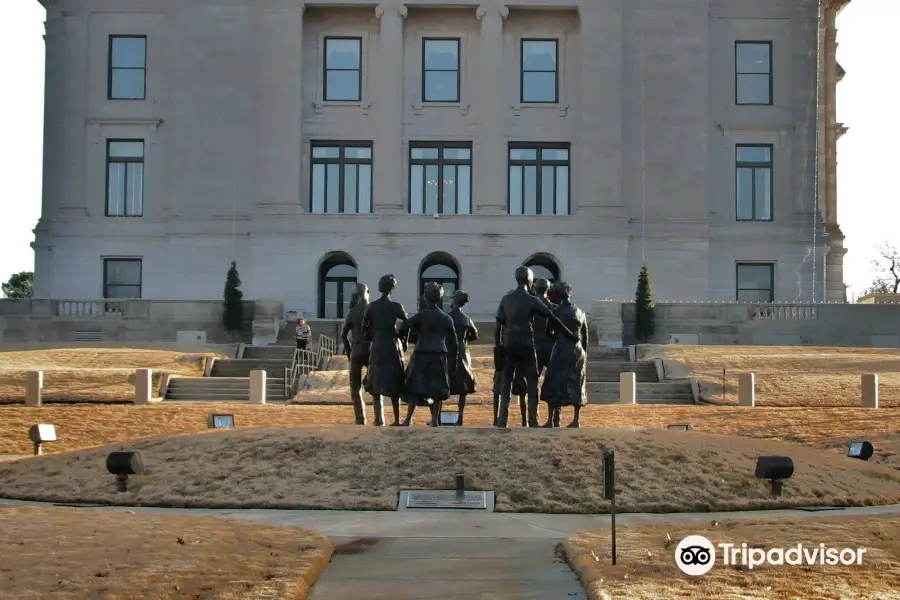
[586,359,658,383]
[210,358,293,379]
[241,345,297,360]
[586,382,695,404]
[165,376,288,402]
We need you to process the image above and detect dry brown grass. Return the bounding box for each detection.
[1,427,898,513]
[2,404,900,470]
[566,515,900,600]
[648,345,900,408]
[0,505,332,600]
[0,349,223,403]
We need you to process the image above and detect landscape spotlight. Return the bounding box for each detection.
[106,451,145,493]
[667,424,693,431]
[207,413,235,429]
[847,441,874,462]
[28,424,57,456]
[456,473,465,500]
[439,411,460,426]
[754,456,794,498]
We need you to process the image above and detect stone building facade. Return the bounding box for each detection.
[32,0,850,318]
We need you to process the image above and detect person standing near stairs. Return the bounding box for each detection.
[295,318,313,351]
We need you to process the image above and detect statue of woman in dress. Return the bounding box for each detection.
[361,274,409,426]
[540,281,589,428]
[447,290,478,426]
[397,282,459,427]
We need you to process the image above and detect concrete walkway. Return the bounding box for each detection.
[3,499,900,600]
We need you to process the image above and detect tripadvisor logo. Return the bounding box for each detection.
[675,535,867,576]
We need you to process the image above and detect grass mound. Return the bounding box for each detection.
[1,427,898,513]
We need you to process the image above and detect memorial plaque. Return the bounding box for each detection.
[405,490,488,510]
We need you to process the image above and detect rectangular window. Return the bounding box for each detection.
[409,143,472,215]
[735,41,772,105]
[521,39,558,103]
[422,38,460,103]
[103,258,142,299]
[108,35,146,100]
[736,263,774,302]
[735,144,773,221]
[310,142,373,214]
[508,144,570,215]
[323,37,362,101]
[106,140,144,217]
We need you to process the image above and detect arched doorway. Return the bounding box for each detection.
[523,253,561,284]
[318,253,358,318]
[419,253,460,312]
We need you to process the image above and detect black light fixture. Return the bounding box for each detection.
[207,413,235,429]
[28,424,56,456]
[456,473,465,500]
[667,424,693,431]
[106,451,145,493]
[847,441,874,462]
[754,456,794,498]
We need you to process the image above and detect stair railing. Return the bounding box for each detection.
[317,334,338,369]
[287,348,319,397]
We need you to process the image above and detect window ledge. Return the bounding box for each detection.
[312,100,371,114]
[412,96,470,115]
[86,117,163,129]
[510,101,568,117]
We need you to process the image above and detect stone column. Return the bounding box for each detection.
[578,2,623,213]
[373,3,407,212]
[861,373,879,409]
[257,3,305,211]
[619,372,636,404]
[738,373,755,407]
[250,370,267,404]
[134,368,152,405]
[474,4,509,214]
[25,371,43,407]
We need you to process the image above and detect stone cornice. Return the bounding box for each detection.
[824,0,852,14]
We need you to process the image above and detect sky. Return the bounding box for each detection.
[0,0,896,300]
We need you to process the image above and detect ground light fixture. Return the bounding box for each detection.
[456,473,465,500]
[847,441,874,461]
[106,451,145,493]
[667,424,693,431]
[754,456,794,498]
[28,424,56,456]
[207,413,235,429]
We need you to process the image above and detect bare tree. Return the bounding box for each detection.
[862,243,900,296]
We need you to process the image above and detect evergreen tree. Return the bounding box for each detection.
[2,271,34,298]
[634,263,655,343]
[222,261,244,342]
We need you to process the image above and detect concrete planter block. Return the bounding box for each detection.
[738,373,755,407]
[134,368,152,405]
[861,373,879,408]
[250,369,267,404]
[619,372,636,404]
[25,370,43,407]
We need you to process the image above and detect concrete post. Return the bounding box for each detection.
[738,373,755,407]
[250,369,267,404]
[134,368,152,405]
[25,371,43,407]
[619,372,636,404]
[861,373,879,409]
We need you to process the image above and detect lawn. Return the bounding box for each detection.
[565,515,900,599]
[0,348,223,403]
[1,427,898,513]
[644,345,900,407]
[0,505,332,600]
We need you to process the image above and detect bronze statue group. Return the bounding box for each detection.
[340,266,589,428]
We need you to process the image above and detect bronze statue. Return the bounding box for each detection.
[532,278,560,427]
[494,266,578,428]
[491,348,527,427]
[447,290,478,426]
[397,282,458,426]
[540,281,589,428]
[341,283,379,425]
[361,274,408,426]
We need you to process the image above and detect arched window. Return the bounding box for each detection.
[524,254,561,284]
[318,254,358,318]
[419,254,460,312]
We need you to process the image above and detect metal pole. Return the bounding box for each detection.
[611,493,617,566]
